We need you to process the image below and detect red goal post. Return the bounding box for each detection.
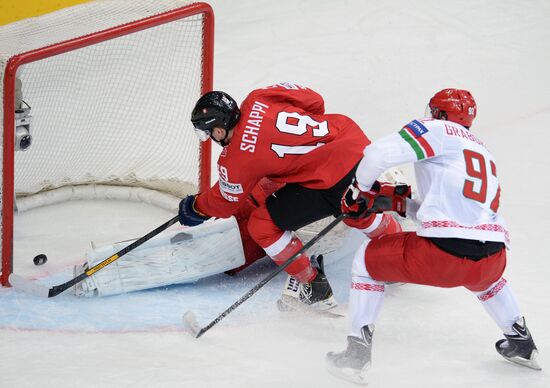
[0,0,214,286]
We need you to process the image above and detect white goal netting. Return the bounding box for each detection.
[0,0,212,280]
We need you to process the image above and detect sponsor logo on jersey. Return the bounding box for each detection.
[406,120,429,137]
[219,179,243,195]
[219,190,239,202]
[217,165,243,199]
[399,119,435,160]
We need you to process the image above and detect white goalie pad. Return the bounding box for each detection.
[77,217,245,297]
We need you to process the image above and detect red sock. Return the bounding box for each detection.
[271,235,316,283]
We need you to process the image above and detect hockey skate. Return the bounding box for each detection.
[326,325,374,385]
[495,317,541,370]
[276,255,339,315]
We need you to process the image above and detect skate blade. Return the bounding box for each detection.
[326,360,369,386]
[277,295,343,318]
[502,349,542,371]
[282,293,339,311]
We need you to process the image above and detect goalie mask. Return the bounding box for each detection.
[191,91,240,142]
[426,88,477,128]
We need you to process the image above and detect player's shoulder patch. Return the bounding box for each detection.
[403,119,429,137]
[399,118,435,160]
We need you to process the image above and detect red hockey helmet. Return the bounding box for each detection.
[427,89,477,128]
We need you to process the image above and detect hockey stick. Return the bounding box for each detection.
[9,215,180,298]
[182,213,346,338]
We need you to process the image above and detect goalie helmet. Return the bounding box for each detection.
[191,91,240,141]
[427,89,477,128]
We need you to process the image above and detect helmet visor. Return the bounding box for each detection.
[425,104,434,118]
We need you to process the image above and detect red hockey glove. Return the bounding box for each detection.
[341,180,412,218]
[341,180,369,219]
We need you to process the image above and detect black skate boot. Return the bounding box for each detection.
[495,317,541,370]
[326,325,374,385]
[277,255,338,313]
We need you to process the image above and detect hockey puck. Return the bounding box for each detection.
[33,254,48,266]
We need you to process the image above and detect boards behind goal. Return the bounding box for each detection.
[0,0,214,285]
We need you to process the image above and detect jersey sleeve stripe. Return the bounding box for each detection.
[399,129,426,160]
[411,128,435,158]
[404,126,435,157]
[401,126,435,159]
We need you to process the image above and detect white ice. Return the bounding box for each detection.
[1,1,549,387]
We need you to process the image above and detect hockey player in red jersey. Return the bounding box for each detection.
[327,89,540,385]
[178,82,401,311]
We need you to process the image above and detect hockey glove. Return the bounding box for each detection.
[341,180,412,218]
[341,180,369,219]
[178,195,210,226]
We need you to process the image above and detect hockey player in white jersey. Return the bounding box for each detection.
[326,89,540,385]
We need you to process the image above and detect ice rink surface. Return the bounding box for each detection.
[1,1,550,387]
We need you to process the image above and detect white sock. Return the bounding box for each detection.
[349,241,385,338]
[474,278,521,335]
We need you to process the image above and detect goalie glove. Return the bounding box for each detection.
[178,195,210,226]
[341,180,412,218]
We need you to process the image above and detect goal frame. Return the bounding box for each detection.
[1,2,214,286]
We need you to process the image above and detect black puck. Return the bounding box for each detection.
[33,254,48,266]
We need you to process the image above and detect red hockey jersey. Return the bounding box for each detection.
[195,83,370,218]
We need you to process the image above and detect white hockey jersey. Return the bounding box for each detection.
[356,118,510,246]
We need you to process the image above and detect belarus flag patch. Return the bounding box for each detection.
[399,120,435,160]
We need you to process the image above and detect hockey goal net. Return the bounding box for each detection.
[0,0,214,286]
